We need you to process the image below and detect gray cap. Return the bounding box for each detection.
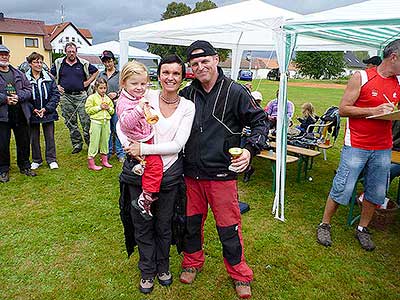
[0,45,10,53]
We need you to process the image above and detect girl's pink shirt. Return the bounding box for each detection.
[116,89,153,142]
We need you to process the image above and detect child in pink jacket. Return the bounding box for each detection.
[116,61,162,219]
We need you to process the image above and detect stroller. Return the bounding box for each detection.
[288,106,340,149]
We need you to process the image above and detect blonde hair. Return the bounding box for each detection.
[119,60,149,86]
[301,102,315,118]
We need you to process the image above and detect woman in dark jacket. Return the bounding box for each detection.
[25,52,60,170]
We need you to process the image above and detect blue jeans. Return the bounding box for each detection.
[329,146,391,206]
[108,113,124,158]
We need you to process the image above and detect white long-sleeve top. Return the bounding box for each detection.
[117,89,195,171]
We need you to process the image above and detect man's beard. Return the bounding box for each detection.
[0,61,10,67]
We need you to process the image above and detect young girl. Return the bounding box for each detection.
[116,61,163,219]
[85,78,114,171]
[296,102,318,134]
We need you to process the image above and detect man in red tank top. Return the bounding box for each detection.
[317,39,400,251]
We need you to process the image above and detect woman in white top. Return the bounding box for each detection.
[117,55,195,294]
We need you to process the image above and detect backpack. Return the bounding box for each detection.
[319,106,340,141]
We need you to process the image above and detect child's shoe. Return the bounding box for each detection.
[132,163,144,175]
[137,191,154,219]
[100,154,112,168]
[88,157,102,171]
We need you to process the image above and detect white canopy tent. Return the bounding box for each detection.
[78,41,160,61]
[118,0,400,221]
[271,0,400,220]
[119,0,370,77]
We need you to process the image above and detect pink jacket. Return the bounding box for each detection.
[116,89,153,142]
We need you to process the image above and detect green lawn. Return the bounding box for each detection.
[1,80,399,300]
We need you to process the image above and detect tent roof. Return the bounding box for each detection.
[119,0,367,51]
[78,41,160,60]
[284,0,400,49]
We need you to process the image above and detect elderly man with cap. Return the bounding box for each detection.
[51,42,99,154]
[179,40,268,299]
[0,45,35,183]
[98,50,124,162]
[363,55,382,69]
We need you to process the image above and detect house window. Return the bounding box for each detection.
[72,37,75,42]
[65,37,69,42]
[0,36,3,44]
[25,38,39,48]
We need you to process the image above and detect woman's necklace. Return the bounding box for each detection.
[160,93,180,105]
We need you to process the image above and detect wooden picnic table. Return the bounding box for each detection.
[256,150,298,192]
[270,142,321,182]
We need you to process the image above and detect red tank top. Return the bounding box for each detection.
[344,67,400,150]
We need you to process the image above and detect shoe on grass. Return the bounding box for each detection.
[157,271,172,286]
[180,267,201,284]
[355,227,375,251]
[71,147,82,154]
[20,168,37,177]
[316,223,332,247]
[31,162,42,170]
[49,162,59,169]
[234,280,252,299]
[0,171,9,183]
[139,277,154,294]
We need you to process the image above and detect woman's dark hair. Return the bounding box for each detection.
[26,52,44,63]
[157,54,186,78]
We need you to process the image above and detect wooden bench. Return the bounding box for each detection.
[257,150,298,192]
[270,142,321,182]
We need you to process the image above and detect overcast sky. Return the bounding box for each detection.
[3,0,366,47]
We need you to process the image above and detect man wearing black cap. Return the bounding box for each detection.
[51,42,99,154]
[179,40,268,298]
[363,55,382,69]
[0,45,36,183]
[98,50,124,162]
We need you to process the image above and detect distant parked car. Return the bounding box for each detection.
[185,66,195,80]
[18,61,50,73]
[148,67,158,81]
[237,70,253,81]
[267,68,280,81]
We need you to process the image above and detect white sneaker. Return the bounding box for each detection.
[31,162,42,170]
[49,162,59,169]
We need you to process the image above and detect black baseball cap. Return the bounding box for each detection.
[186,40,217,61]
[0,45,10,53]
[100,50,115,61]
[363,56,382,66]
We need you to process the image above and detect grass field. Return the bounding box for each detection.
[1,80,399,300]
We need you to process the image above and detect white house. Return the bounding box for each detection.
[44,22,92,54]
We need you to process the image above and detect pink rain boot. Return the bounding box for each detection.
[88,157,102,171]
[100,154,112,168]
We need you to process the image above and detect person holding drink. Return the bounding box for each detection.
[116,61,163,219]
[179,40,268,299]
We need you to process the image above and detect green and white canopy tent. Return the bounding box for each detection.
[272,0,400,221]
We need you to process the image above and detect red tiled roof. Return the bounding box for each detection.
[0,17,52,51]
[45,22,92,44]
[79,55,102,64]
[0,17,46,35]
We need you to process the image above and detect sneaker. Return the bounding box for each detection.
[118,156,125,163]
[31,162,42,170]
[20,169,37,177]
[71,147,82,154]
[137,192,154,218]
[234,281,252,299]
[316,223,332,247]
[157,271,173,286]
[0,171,9,183]
[179,267,201,284]
[139,277,154,294]
[243,166,255,183]
[49,162,59,170]
[355,227,375,251]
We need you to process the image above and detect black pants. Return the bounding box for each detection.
[31,122,57,164]
[0,120,31,173]
[123,183,177,279]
